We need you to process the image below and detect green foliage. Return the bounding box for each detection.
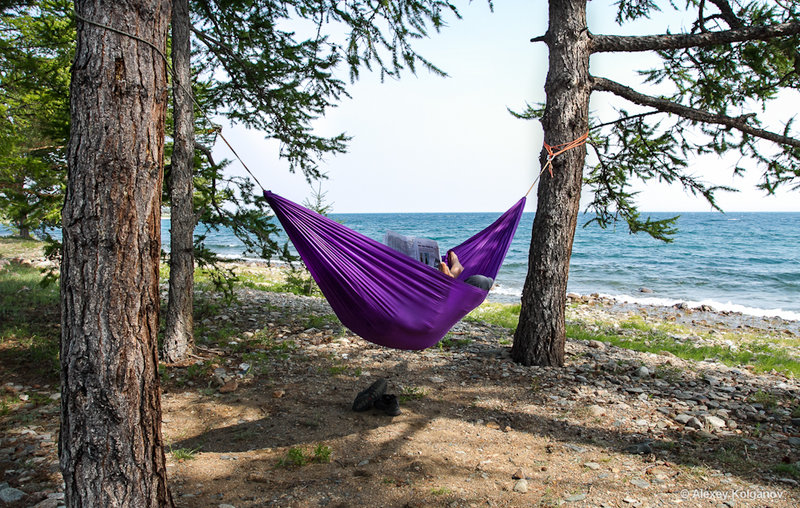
[190,0,463,178]
[614,0,661,23]
[0,0,72,237]
[598,0,800,225]
[511,1,800,241]
[283,267,321,296]
[585,112,731,241]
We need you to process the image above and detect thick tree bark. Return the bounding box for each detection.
[163,0,195,363]
[59,1,174,506]
[512,0,591,366]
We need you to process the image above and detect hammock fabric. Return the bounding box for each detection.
[264,191,526,350]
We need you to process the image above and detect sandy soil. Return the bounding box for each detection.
[155,283,800,508]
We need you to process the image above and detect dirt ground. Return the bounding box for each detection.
[154,288,800,508]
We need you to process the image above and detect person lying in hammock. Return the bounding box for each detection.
[438,251,494,291]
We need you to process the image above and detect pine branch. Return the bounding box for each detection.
[591,76,800,149]
[707,0,743,29]
[591,21,800,53]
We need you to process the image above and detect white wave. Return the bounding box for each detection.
[598,293,800,322]
[490,285,522,298]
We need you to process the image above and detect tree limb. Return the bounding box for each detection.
[591,76,800,148]
[707,0,743,29]
[591,21,800,53]
[195,142,218,168]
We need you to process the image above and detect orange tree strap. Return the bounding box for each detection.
[525,131,589,197]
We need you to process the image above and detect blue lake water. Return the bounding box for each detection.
[6,211,799,320]
[188,210,800,320]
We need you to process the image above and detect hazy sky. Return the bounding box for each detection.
[213,0,800,213]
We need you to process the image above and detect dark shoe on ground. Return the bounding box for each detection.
[352,378,387,412]
[374,394,401,416]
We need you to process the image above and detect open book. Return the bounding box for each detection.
[384,230,441,268]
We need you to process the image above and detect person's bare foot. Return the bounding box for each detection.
[447,251,464,278]
[438,261,454,277]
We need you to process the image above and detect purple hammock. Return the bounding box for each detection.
[264,191,526,350]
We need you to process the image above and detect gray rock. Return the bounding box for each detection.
[624,442,652,455]
[686,417,703,429]
[703,415,726,429]
[587,405,606,417]
[212,368,231,386]
[513,479,529,493]
[0,487,26,503]
[31,499,60,508]
[630,478,650,488]
[565,493,587,502]
[634,366,650,377]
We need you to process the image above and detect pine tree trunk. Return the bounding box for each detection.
[18,219,30,240]
[163,0,195,363]
[59,1,174,506]
[512,0,591,366]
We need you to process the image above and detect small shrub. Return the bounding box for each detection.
[749,389,778,409]
[277,444,332,467]
[399,386,427,403]
[170,447,199,461]
[313,444,332,463]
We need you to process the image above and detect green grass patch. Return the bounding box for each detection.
[305,313,340,330]
[565,322,800,378]
[0,236,45,259]
[170,447,200,461]
[774,462,800,479]
[465,302,520,330]
[276,444,332,468]
[0,263,60,324]
[328,364,349,376]
[0,259,60,380]
[438,334,472,350]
